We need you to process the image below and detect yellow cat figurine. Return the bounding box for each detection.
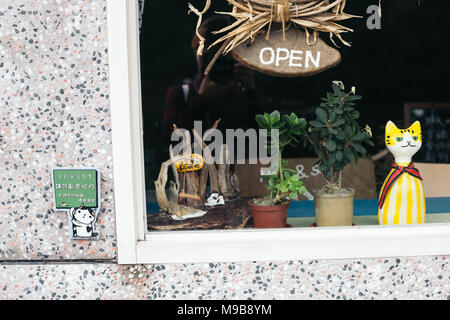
[378,121,426,225]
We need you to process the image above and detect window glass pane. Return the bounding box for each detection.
[139,0,450,232]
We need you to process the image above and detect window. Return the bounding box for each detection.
[107,0,450,264]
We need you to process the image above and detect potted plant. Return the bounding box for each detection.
[304,81,374,227]
[250,111,308,228]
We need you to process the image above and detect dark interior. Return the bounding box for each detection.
[139,0,450,196]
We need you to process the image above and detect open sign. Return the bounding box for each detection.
[259,47,321,69]
[232,28,341,77]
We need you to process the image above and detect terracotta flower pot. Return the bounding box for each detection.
[249,200,290,228]
[314,187,355,227]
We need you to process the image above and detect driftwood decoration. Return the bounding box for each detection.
[189,0,360,74]
[171,125,204,207]
[192,125,220,193]
[191,124,241,200]
[153,118,241,221]
[192,120,242,200]
[148,198,253,231]
[168,145,181,203]
[154,155,203,219]
[217,145,241,199]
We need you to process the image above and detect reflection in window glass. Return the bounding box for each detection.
[139,0,450,231]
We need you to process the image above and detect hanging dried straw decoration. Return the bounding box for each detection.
[189,0,360,60]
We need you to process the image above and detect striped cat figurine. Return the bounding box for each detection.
[378,121,426,225]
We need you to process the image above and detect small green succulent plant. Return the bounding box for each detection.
[255,111,308,205]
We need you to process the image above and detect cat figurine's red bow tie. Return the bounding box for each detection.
[378,162,423,209]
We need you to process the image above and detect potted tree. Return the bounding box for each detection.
[305,81,374,227]
[250,111,308,228]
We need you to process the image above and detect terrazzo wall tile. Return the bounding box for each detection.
[115,256,450,300]
[0,257,448,300]
[0,0,116,260]
[0,0,448,300]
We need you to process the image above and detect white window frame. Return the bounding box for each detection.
[107,0,450,265]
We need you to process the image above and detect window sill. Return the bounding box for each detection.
[287,213,450,228]
[137,223,450,264]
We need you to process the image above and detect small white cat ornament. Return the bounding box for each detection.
[378,121,425,225]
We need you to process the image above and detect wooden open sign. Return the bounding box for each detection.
[232,28,341,77]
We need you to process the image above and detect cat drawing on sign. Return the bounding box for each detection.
[69,205,99,239]
[378,121,425,225]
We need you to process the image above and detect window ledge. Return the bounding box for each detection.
[137,223,450,264]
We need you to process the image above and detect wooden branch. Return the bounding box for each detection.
[192,126,220,192]
[169,144,179,192]
[178,171,186,204]
[204,39,232,76]
[179,192,201,201]
[217,145,241,199]
[185,171,201,206]
[203,118,222,141]
[218,144,229,196]
[273,192,291,204]
[154,157,202,219]
[199,166,209,201]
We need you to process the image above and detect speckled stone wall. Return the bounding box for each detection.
[0,0,116,260]
[0,0,448,300]
[0,257,449,300]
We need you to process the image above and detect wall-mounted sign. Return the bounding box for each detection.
[52,168,101,240]
[231,28,341,78]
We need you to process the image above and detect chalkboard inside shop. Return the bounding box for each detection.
[405,103,450,163]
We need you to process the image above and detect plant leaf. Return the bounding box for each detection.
[310,120,325,128]
[326,139,336,152]
[351,143,366,155]
[352,132,368,142]
[270,110,280,121]
[316,108,328,124]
